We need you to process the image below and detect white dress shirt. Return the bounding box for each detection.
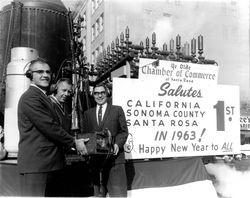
[96,102,107,124]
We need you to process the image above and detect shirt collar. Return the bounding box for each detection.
[30,83,47,95]
[51,95,60,105]
[50,95,64,110]
[98,102,107,109]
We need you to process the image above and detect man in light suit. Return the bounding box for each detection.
[17,58,87,196]
[81,83,128,197]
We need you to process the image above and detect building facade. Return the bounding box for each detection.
[71,0,249,104]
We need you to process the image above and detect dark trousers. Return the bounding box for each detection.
[91,158,127,197]
[106,163,127,197]
[20,170,65,197]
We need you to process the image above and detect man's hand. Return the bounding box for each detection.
[113,144,119,155]
[75,138,89,155]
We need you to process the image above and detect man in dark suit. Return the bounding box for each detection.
[17,58,88,196]
[49,78,72,133]
[81,83,128,197]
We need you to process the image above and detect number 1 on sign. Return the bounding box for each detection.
[213,101,225,131]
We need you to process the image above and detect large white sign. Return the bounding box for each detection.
[113,77,240,159]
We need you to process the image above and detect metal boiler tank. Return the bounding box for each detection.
[0,0,72,113]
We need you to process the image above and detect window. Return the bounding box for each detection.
[91,48,99,64]
[95,0,98,9]
[92,24,95,41]
[92,52,95,64]
[99,13,104,32]
[83,12,86,28]
[100,43,104,54]
[95,19,99,37]
[231,0,236,6]
[82,36,86,51]
[145,9,152,15]
[91,0,95,14]
[175,0,181,6]
[95,47,99,61]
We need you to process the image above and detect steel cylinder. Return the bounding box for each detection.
[4,47,38,156]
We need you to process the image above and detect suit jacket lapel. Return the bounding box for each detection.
[30,86,55,112]
[30,86,49,102]
[92,107,98,126]
[49,95,65,115]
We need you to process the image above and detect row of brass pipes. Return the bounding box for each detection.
[94,26,217,83]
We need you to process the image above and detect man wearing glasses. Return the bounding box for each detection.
[17,58,88,196]
[81,83,128,197]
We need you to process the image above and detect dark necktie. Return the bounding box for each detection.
[98,105,102,125]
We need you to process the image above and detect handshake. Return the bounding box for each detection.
[74,131,120,156]
[74,138,89,155]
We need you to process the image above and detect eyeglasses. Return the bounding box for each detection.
[31,70,52,75]
[93,91,106,96]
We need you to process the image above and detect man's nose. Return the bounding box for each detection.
[42,72,50,77]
